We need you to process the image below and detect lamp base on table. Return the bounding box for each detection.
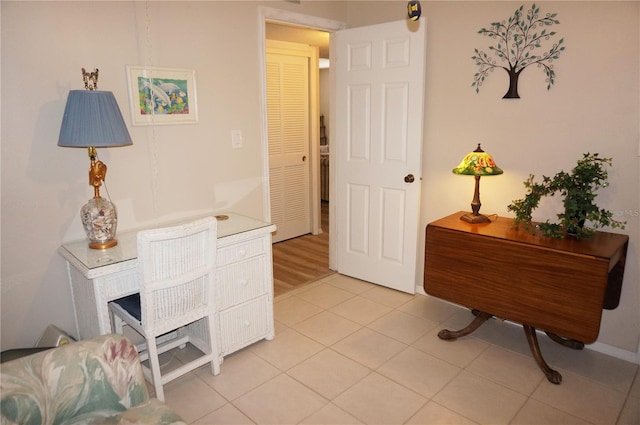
[88,239,118,250]
[81,196,118,249]
[460,213,491,224]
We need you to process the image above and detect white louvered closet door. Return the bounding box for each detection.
[266,40,312,243]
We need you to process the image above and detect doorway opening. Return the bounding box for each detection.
[260,8,344,295]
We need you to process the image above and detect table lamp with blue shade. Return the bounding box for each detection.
[58,68,133,249]
[453,143,503,224]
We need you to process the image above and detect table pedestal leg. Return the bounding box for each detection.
[436,310,564,385]
[437,311,493,340]
[524,325,562,384]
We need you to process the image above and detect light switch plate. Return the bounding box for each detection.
[232,130,243,148]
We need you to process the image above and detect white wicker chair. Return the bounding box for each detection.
[109,217,220,402]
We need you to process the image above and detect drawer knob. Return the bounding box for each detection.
[238,249,247,258]
[244,320,251,327]
[240,279,248,286]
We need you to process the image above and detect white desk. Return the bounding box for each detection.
[59,212,277,358]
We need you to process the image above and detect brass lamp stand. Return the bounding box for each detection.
[82,147,118,249]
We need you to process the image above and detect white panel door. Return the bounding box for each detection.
[267,41,313,243]
[335,20,426,293]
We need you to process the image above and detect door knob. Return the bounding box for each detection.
[302,155,307,162]
[404,174,415,183]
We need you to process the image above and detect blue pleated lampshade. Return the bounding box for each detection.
[58,90,132,148]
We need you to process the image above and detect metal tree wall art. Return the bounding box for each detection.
[472,3,566,99]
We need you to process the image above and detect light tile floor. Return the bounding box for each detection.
[157,274,640,425]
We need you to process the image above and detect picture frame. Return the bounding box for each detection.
[126,66,198,125]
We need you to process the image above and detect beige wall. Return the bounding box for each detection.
[2,1,638,361]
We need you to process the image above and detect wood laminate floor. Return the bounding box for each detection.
[272,201,333,297]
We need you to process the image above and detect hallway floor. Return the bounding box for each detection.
[272,201,331,297]
[155,274,639,424]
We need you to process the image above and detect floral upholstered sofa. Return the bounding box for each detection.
[1,334,185,425]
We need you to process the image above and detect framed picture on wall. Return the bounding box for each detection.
[126,66,198,125]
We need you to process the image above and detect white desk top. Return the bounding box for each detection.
[59,212,274,271]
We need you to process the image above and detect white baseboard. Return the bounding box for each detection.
[587,341,640,364]
[414,285,640,365]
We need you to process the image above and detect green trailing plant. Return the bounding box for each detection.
[507,153,625,238]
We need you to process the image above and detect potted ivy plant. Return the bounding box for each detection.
[507,153,626,238]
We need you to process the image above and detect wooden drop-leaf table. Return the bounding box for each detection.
[424,212,628,384]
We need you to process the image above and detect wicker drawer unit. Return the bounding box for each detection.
[216,234,275,356]
[59,212,276,359]
[217,257,269,308]
[217,238,266,267]
[219,295,272,356]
